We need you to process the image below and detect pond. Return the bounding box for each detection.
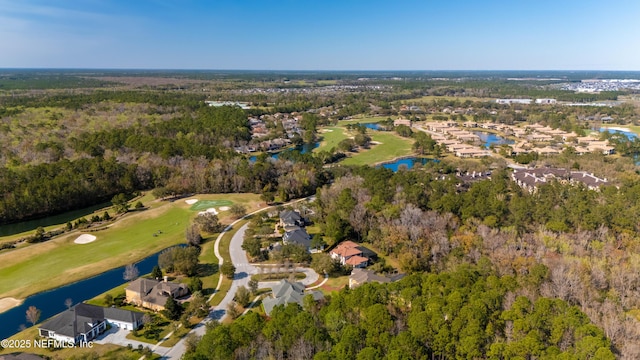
[472,131,515,148]
[378,157,438,172]
[599,127,638,140]
[249,142,320,161]
[363,123,382,130]
[0,248,174,340]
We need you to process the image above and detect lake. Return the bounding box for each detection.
[378,157,438,172]
[250,142,320,161]
[472,131,514,147]
[363,123,382,130]
[599,127,638,140]
[0,248,172,340]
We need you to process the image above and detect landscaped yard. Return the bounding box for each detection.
[319,276,350,294]
[0,193,261,301]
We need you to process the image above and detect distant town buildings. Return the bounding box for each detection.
[418,120,616,159]
[496,99,532,105]
[559,79,640,93]
[205,101,251,109]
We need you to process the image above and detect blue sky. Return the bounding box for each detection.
[1,0,638,70]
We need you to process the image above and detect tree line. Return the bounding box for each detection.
[311,164,640,356]
[184,264,614,360]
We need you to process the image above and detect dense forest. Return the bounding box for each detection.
[183,163,640,359]
[309,165,640,357]
[184,264,614,360]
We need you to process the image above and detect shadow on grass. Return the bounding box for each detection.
[197,263,218,277]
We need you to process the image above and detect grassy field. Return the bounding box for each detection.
[0,193,261,300]
[342,132,414,166]
[315,127,348,153]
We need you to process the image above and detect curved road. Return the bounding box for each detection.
[158,199,319,359]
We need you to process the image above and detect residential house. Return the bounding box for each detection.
[393,118,412,127]
[349,268,404,289]
[283,228,312,251]
[126,277,189,312]
[496,99,532,105]
[262,279,324,315]
[38,303,144,344]
[330,241,377,268]
[279,210,304,230]
[511,168,608,193]
[535,98,557,104]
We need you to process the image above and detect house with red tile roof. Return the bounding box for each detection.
[330,241,377,268]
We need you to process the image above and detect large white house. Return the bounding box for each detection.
[38,303,144,344]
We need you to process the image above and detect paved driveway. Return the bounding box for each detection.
[95,326,167,354]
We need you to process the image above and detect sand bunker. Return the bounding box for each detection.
[198,208,218,216]
[74,234,97,244]
[0,297,23,313]
[185,199,199,205]
[219,206,231,211]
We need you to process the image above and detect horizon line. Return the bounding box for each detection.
[2,68,640,73]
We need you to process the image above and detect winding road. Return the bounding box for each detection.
[157,199,319,359]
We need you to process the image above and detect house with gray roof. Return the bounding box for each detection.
[349,268,405,289]
[125,277,189,311]
[262,279,323,316]
[282,228,312,251]
[38,303,144,344]
[279,210,304,229]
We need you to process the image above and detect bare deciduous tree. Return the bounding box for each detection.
[26,306,41,326]
[64,298,73,309]
[123,263,139,281]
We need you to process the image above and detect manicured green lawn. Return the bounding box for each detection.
[314,127,348,153]
[0,193,261,300]
[342,132,414,166]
